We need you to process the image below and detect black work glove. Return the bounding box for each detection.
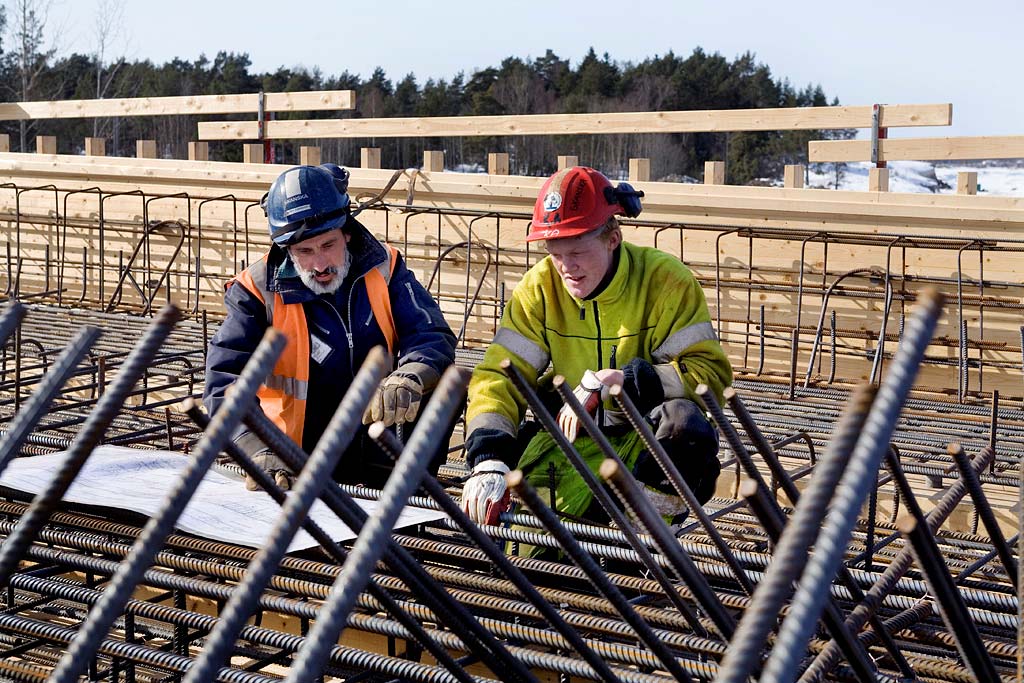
[621,358,665,416]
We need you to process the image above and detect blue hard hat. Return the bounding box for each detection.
[262,165,351,246]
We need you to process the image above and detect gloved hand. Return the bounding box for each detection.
[461,459,511,525]
[556,369,606,442]
[363,371,425,426]
[233,431,295,492]
[245,451,294,492]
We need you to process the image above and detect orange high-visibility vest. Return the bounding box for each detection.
[230,245,399,445]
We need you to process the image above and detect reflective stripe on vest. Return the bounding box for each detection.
[229,246,399,446]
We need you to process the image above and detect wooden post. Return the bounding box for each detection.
[360,147,381,169]
[84,137,106,157]
[868,167,890,192]
[423,150,444,172]
[783,164,805,188]
[628,158,651,182]
[242,144,263,164]
[36,136,57,154]
[188,141,209,161]
[0,134,10,153]
[704,161,725,185]
[136,139,157,159]
[488,152,509,175]
[957,171,978,195]
[557,155,578,170]
[300,146,322,166]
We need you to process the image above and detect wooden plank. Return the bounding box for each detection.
[0,91,355,121]
[36,136,56,154]
[84,137,105,156]
[423,150,444,172]
[199,103,953,140]
[360,147,381,169]
[958,171,978,195]
[188,141,209,161]
[557,155,578,170]
[629,158,651,182]
[242,144,264,164]
[810,135,1024,162]
[136,139,157,159]
[869,167,890,192]
[487,152,509,175]
[299,146,321,165]
[783,164,804,189]
[705,161,725,185]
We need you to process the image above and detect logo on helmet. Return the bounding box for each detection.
[542,192,562,212]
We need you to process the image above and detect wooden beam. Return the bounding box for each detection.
[958,171,978,195]
[810,135,1024,162]
[136,139,157,159]
[0,134,10,153]
[299,146,321,165]
[36,136,56,154]
[629,158,651,182]
[0,91,355,121]
[361,147,381,169]
[84,137,106,157]
[488,152,509,175]
[188,141,209,161]
[423,150,444,172]
[783,164,804,189]
[869,167,890,192]
[705,161,725,185]
[557,155,578,170]
[198,103,953,141]
[242,144,264,164]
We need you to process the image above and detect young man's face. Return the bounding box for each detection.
[288,228,351,295]
[544,227,622,299]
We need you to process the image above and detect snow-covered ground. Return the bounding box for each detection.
[805,160,1024,196]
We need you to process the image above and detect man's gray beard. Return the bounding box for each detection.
[295,251,351,295]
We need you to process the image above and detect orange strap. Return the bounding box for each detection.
[366,244,400,358]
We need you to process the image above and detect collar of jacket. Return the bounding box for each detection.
[561,241,634,308]
[264,218,388,304]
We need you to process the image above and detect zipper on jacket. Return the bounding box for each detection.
[321,298,355,378]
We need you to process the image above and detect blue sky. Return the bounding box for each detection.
[46,0,1023,138]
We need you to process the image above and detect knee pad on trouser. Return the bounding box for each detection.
[633,398,721,505]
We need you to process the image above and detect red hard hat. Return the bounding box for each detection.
[527,166,623,242]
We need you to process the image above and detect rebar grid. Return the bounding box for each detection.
[0,194,1020,681]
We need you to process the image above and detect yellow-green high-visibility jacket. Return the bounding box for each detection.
[466,241,733,469]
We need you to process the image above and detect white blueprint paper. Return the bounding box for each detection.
[0,445,446,552]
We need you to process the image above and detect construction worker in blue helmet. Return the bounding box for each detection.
[204,164,457,490]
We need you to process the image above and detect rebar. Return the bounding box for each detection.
[50,327,286,683]
[0,304,182,589]
[763,287,945,682]
[285,367,472,682]
[508,469,697,683]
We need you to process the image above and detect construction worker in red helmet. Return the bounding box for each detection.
[461,166,732,547]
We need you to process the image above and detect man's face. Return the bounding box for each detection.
[544,227,621,299]
[288,228,351,295]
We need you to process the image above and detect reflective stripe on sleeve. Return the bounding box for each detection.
[468,412,517,437]
[652,321,718,362]
[493,327,549,374]
[264,374,309,400]
[654,363,688,399]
